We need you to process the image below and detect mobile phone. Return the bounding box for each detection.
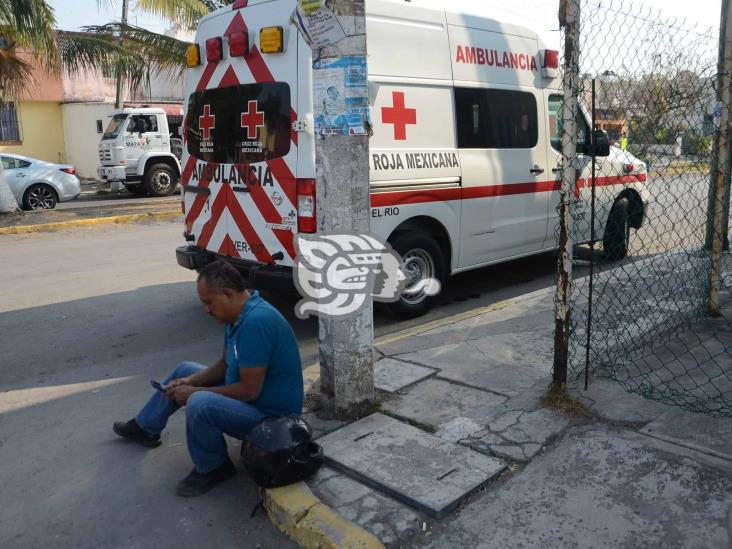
[150,380,168,393]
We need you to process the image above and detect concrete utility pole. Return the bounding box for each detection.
[115,0,130,109]
[313,0,374,419]
[709,0,732,314]
[553,0,580,388]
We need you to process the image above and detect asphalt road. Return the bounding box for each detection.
[0,218,565,548]
[0,170,710,548]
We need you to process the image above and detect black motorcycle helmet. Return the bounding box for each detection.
[241,415,324,488]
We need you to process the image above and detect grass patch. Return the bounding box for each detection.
[540,386,591,416]
[96,189,111,196]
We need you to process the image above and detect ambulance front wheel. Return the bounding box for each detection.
[387,232,447,319]
[603,197,630,261]
[144,163,178,197]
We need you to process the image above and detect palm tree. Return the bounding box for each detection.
[0,0,195,213]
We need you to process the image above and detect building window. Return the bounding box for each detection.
[0,101,21,143]
[96,119,104,133]
[455,88,538,149]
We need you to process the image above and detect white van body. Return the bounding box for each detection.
[176,0,649,316]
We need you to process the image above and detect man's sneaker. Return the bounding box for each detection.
[175,457,237,497]
[113,419,161,448]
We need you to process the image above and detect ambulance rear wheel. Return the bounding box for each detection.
[387,232,446,319]
[603,197,630,261]
[144,163,178,196]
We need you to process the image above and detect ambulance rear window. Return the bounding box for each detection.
[455,88,538,149]
[186,83,291,164]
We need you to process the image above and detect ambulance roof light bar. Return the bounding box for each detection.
[206,37,224,63]
[229,31,249,57]
[541,49,559,78]
[260,26,285,54]
[186,44,201,67]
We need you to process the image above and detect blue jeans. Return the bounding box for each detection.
[135,361,267,473]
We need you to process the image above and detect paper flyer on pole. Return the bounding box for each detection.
[312,55,369,136]
[291,4,346,48]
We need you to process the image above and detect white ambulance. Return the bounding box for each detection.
[176,0,649,318]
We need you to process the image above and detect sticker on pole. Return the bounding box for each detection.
[293,233,441,319]
[299,0,322,15]
[312,55,369,136]
[291,3,346,48]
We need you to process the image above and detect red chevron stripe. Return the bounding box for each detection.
[235,165,296,259]
[225,184,273,263]
[224,13,298,145]
[196,62,218,92]
[266,157,297,206]
[196,185,228,252]
[185,163,217,234]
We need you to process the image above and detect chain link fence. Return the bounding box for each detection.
[554,0,732,416]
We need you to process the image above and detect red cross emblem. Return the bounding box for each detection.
[381,91,417,141]
[199,104,215,141]
[241,100,265,140]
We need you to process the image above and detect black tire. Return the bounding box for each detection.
[387,232,447,319]
[143,163,178,197]
[603,197,630,261]
[124,184,147,197]
[22,184,57,210]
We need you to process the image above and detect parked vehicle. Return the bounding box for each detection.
[97,107,183,197]
[176,0,650,318]
[1,153,80,210]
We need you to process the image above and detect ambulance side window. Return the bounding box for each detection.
[548,95,590,152]
[455,88,537,149]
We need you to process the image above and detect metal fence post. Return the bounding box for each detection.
[553,0,581,388]
[709,0,732,315]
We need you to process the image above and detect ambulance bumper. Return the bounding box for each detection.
[175,245,294,290]
[176,245,212,271]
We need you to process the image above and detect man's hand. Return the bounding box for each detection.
[167,384,198,406]
[169,376,193,389]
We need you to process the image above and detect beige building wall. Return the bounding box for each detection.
[0,101,66,164]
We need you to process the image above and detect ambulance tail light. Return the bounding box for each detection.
[206,37,223,63]
[542,49,559,78]
[297,178,316,233]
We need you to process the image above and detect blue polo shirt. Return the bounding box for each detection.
[224,291,303,416]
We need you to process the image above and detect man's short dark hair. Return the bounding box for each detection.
[198,261,246,293]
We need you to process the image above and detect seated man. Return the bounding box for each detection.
[113,260,303,496]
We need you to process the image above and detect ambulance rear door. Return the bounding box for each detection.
[183,0,301,266]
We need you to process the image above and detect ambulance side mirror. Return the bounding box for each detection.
[591,129,610,157]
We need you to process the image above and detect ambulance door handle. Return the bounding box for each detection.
[530,167,544,175]
[552,168,561,174]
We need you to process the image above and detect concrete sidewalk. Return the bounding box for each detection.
[299,288,732,548]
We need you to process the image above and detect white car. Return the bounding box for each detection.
[1,153,81,210]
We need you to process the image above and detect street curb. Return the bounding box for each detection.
[264,482,384,549]
[0,210,180,235]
